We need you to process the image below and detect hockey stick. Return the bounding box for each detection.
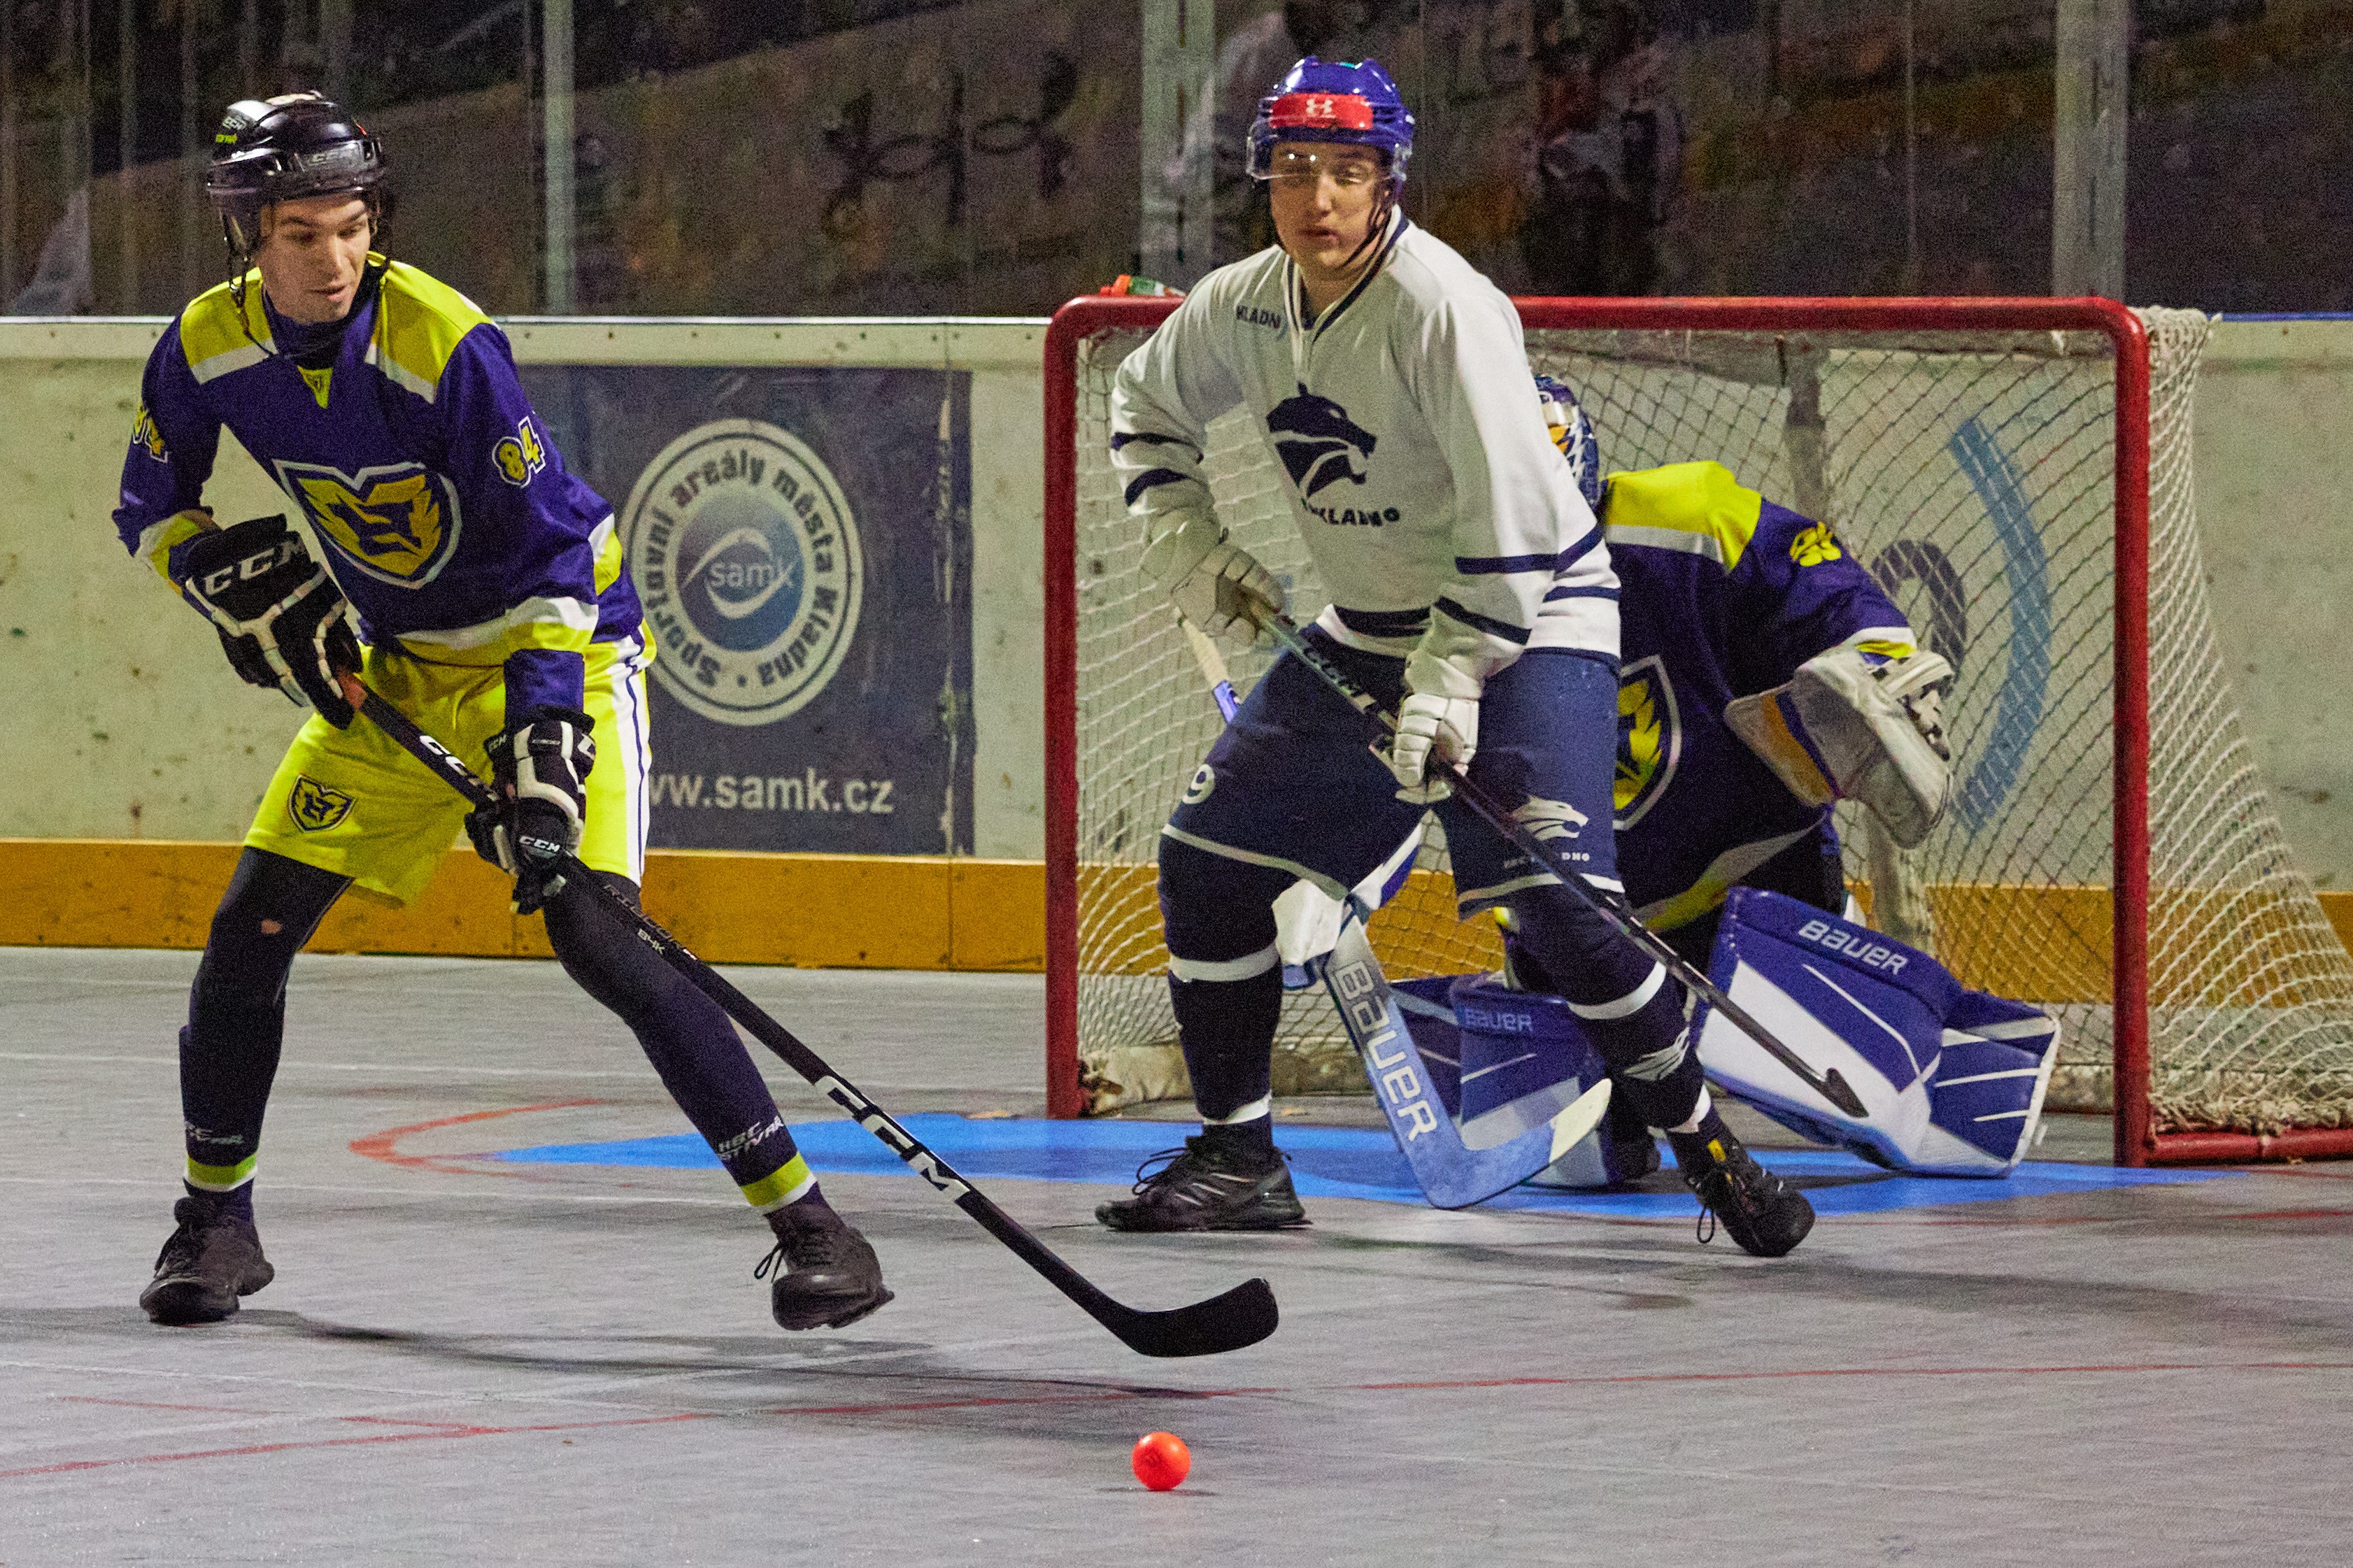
[1177,614,1241,722]
[1171,616,1614,1206]
[1247,611,1871,1120]
[1307,908,1613,1207]
[343,678,1277,1359]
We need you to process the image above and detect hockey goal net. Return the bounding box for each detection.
[1043,295,2353,1165]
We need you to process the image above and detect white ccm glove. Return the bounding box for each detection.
[1386,649,1484,804]
[1142,509,1283,641]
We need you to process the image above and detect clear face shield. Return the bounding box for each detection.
[1251,145,1389,191]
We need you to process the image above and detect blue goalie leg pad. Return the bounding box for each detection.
[1310,912,1611,1209]
[1693,888,2059,1176]
[1396,976,1655,1190]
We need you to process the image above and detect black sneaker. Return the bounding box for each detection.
[141,1197,274,1325]
[1095,1136,1309,1232]
[757,1206,893,1330]
[1668,1122,1816,1257]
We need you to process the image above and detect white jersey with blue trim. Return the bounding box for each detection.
[1109,218,1616,671]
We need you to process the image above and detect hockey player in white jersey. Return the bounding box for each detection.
[1098,57,1814,1255]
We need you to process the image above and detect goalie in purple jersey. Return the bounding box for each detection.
[1532,373,1954,967]
[1498,376,1963,1183]
[113,93,889,1333]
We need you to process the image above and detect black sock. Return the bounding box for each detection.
[768,1183,837,1234]
[186,1181,255,1223]
[1199,1115,1276,1164]
[1665,1107,1731,1164]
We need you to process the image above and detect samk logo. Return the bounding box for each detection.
[1511,795,1590,843]
[623,418,863,727]
[1266,387,1377,499]
[1614,655,1682,829]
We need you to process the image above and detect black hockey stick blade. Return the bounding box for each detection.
[1247,612,1872,1122]
[346,680,1282,1357]
[1090,1276,1280,1359]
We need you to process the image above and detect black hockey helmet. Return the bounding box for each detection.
[206,92,388,255]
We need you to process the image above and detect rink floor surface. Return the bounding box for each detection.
[6,946,2351,1566]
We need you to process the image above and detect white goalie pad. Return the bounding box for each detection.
[1692,888,2059,1176]
[1723,646,1954,848]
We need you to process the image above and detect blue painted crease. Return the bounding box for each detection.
[494,1113,2228,1219]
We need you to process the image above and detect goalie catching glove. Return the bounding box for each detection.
[1143,508,1284,643]
[174,514,362,728]
[467,708,595,915]
[1723,646,1954,847]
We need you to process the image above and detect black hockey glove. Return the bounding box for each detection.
[466,708,596,915]
[176,515,363,728]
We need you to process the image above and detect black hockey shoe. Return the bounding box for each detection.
[1668,1123,1815,1258]
[1095,1136,1309,1232]
[757,1206,893,1331]
[141,1197,274,1325]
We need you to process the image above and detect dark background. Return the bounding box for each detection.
[3,0,2348,315]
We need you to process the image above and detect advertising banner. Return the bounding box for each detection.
[526,365,974,855]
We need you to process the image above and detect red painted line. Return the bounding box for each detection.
[347,1099,611,1178]
[0,1411,706,1480]
[2218,1209,2353,1222]
[1347,1361,2353,1394]
[17,1360,2348,1481]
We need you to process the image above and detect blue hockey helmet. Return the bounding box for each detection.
[1247,57,1415,185]
[1534,373,1602,508]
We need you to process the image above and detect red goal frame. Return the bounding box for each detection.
[1042,293,2344,1169]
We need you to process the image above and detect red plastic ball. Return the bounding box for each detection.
[1131,1431,1191,1490]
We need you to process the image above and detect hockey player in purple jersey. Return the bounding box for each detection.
[115,94,889,1332]
[1098,57,1814,1256]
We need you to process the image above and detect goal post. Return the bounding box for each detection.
[1044,294,2353,1167]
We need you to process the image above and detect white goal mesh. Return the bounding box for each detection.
[1048,299,2353,1155]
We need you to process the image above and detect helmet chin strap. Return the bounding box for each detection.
[1340,180,1400,273]
[1289,183,1399,313]
[220,195,386,360]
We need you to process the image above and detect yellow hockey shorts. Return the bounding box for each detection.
[243,635,653,906]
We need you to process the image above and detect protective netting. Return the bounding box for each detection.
[1062,305,2353,1135]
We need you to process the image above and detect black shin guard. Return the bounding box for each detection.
[1158,836,1294,1123]
[541,873,808,1195]
[180,850,351,1193]
[1170,969,1283,1122]
[1507,883,1705,1129]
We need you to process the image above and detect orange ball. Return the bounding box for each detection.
[1131,1431,1191,1490]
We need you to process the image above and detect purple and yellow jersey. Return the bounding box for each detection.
[1607,461,1914,932]
[112,257,640,718]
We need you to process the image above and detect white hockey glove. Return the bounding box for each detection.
[466,708,596,915]
[1723,646,1955,848]
[1142,508,1282,642]
[1387,650,1484,804]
